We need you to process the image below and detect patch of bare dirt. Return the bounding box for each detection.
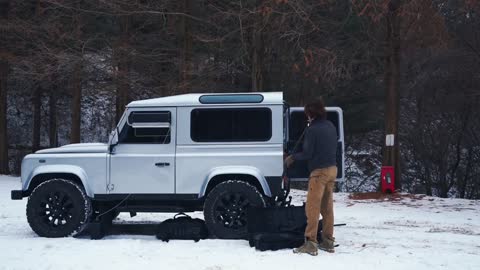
[348,192,426,202]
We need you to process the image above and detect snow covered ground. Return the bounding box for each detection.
[1,175,479,270]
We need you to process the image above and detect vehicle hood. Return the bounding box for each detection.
[35,143,108,154]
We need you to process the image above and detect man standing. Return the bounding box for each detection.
[285,98,338,256]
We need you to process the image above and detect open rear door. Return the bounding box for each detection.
[286,107,344,182]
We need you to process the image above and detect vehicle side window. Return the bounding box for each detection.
[119,111,171,144]
[191,108,272,142]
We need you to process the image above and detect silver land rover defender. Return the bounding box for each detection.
[11,92,344,239]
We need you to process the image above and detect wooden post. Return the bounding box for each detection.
[383,0,401,190]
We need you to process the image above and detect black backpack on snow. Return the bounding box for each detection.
[156,213,209,242]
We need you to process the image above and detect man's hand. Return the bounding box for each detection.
[285,155,295,168]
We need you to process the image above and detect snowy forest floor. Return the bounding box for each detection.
[1,175,479,270]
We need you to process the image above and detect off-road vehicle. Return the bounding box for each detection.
[11,92,344,239]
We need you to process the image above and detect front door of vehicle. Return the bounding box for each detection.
[109,108,176,194]
[286,107,344,181]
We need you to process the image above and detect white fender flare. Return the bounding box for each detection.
[198,166,272,198]
[24,165,93,198]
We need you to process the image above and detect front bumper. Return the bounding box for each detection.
[11,190,25,200]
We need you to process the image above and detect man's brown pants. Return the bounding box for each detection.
[305,166,337,243]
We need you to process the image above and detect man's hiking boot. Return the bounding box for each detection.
[293,240,318,256]
[318,238,335,253]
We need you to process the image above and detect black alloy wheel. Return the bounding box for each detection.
[27,179,92,237]
[204,180,265,239]
[40,190,75,227]
[214,192,251,229]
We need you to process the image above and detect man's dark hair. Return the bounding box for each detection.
[304,98,327,120]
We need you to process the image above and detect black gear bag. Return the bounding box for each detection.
[247,205,323,251]
[250,232,305,251]
[247,205,310,234]
[156,213,209,242]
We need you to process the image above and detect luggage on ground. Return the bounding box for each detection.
[247,205,308,234]
[247,205,324,251]
[156,213,209,242]
[249,232,305,251]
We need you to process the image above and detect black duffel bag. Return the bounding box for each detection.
[250,232,305,251]
[156,213,209,242]
[247,205,308,235]
[247,205,324,251]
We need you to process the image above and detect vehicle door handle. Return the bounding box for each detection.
[155,162,170,167]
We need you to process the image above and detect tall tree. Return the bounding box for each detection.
[178,0,192,93]
[69,1,83,144]
[250,2,265,92]
[0,59,8,174]
[31,86,42,152]
[48,83,57,147]
[0,0,10,174]
[70,60,82,143]
[114,15,131,123]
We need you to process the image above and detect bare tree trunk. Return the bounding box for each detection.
[251,10,264,92]
[115,58,129,123]
[251,34,264,91]
[70,2,82,144]
[49,87,57,147]
[70,62,82,143]
[467,163,479,199]
[115,16,130,123]
[32,87,42,152]
[0,59,9,174]
[179,0,192,93]
[439,165,449,198]
[382,0,401,190]
[0,0,10,174]
[459,148,473,198]
[424,165,433,196]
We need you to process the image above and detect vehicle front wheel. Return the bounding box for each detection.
[204,180,266,239]
[26,179,92,238]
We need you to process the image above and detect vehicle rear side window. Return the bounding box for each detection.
[191,108,272,142]
[119,111,171,144]
[289,111,340,143]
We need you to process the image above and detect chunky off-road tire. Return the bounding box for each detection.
[26,179,92,238]
[204,180,266,239]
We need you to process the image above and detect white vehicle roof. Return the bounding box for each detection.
[127,92,283,108]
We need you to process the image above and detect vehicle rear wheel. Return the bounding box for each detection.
[204,180,265,239]
[26,179,92,237]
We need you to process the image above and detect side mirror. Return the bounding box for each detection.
[108,130,115,142]
[109,130,119,154]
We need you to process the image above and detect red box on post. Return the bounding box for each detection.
[381,166,395,193]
